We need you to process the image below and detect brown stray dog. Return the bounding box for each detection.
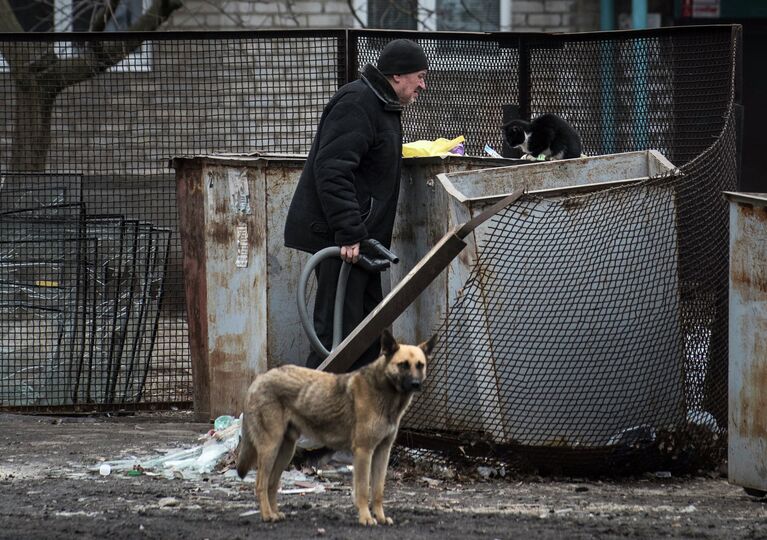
[236,329,436,526]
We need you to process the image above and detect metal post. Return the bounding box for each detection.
[600,0,614,31]
[632,0,648,29]
[632,0,648,149]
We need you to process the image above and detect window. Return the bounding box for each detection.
[2,0,152,72]
[360,0,511,31]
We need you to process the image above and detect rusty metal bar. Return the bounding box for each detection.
[317,188,525,373]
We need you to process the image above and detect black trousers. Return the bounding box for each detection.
[305,257,383,371]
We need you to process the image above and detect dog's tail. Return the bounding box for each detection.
[236,417,257,479]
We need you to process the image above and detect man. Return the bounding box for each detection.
[284,39,428,370]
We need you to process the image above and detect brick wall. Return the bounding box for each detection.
[164,0,356,30]
[162,0,600,33]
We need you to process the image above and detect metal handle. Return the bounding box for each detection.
[297,240,400,361]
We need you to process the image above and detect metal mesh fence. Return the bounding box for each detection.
[401,28,739,472]
[0,31,345,410]
[0,22,739,469]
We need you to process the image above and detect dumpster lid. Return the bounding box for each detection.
[169,151,307,169]
[437,150,677,203]
[723,192,767,207]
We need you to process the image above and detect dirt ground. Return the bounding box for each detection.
[1,412,766,540]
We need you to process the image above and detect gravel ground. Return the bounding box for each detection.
[1,412,766,540]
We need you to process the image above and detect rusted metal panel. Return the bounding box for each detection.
[175,161,211,421]
[172,154,308,421]
[726,192,767,493]
[201,164,268,419]
[261,159,312,368]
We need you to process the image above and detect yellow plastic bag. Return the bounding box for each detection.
[402,135,465,158]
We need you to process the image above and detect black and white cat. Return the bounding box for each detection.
[502,113,583,160]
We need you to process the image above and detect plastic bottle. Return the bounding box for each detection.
[213,415,235,431]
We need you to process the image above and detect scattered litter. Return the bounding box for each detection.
[483,143,502,158]
[213,415,236,431]
[680,505,697,513]
[158,497,179,508]
[655,471,672,478]
[316,527,326,536]
[555,508,573,515]
[421,477,442,488]
[279,485,325,495]
[477,466,506,479]
[316,465,353,480]
[55,511,101,518]
[687,410,719,432]
[607,425,657,447]
[90,416,342,497]
[239,509,259,517]
[92,418,242,480]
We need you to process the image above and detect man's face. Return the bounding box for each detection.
[390,70,427,105]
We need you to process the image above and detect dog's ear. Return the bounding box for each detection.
[380,329,399,357]
[420,333,438,357]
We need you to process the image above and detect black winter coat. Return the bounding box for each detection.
[284,64,403,253]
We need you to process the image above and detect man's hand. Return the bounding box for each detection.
[340,243,360,264]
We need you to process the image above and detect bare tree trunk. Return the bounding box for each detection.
[10,78,58,172]
[1,0,183,173]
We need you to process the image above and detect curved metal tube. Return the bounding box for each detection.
[297,246,350,360]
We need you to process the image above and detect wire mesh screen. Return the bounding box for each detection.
[352,32,520,157]
[402,29,739,472]
[0,32,344,410]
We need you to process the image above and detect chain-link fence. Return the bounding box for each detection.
[0,24,739,474]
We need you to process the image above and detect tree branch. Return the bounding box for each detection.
[90,0,123,32]
[0,0,24,33]
[50,0,183,89]
[347,0,367,28]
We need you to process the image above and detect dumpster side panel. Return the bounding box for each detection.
[440,151,666,202]
[264,160,311,367]
[203,165,268,418]
[493,187,684,446]
[392,158,521,432]
[728,197,767,492]
[175,163,211,420]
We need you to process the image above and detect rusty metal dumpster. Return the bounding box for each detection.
[172,153,309,420]
[725,192,767,496]
[172,152,519,420]
[400,150,683,446]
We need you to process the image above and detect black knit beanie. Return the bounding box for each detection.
[376,39,429,75]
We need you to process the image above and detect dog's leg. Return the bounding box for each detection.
[254,415,288,524]
[370,435,395,525]
[255,439,283,522]
[267,432,297,520]
[353,445,376,526]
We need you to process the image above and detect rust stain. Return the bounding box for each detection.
[561,196,585,212]
[249,215,265,249]
[737,317,767,439]
[175,164,210,417]
[208,344,256,417]
[731,207,767,301]
[208,220,233,244]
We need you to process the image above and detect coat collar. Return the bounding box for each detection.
[360,64,403,112]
